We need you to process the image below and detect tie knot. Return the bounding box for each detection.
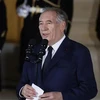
[48,46,53,52]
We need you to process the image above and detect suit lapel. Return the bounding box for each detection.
[44,37,72,73]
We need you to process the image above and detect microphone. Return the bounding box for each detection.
[35,39,48,63]
[25,39,36,61]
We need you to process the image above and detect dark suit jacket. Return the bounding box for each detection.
[16,37,97,100]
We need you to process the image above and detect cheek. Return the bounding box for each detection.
[46,33,54,41]
[51,28,56,39]
[50,28,55,36]
[48,26,56,40]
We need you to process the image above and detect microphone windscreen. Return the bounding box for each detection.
[28,39,36,46]
[41,39,48,49]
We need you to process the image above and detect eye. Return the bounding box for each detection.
[47,22,51,24]
[47,21,52,24]
[39,22,43,25]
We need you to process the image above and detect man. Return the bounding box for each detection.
[0,0,7,91]
[16,8,97,100]
[16,0,73,73]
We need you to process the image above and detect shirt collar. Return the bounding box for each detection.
[46,35,66,52]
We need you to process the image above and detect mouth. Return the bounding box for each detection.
[42,33,49,37]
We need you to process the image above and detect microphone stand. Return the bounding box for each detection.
[33,50,46,87]
[25,49,42,87]
[25,39,48,87]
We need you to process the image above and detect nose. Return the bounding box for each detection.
[40,24,48,31]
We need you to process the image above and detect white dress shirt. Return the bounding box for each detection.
[42,35,66,67]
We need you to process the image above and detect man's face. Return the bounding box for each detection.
[39,11,66,45]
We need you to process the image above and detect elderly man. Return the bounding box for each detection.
[16,7,97,100]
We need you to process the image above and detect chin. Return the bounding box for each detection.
[43,37,49,40]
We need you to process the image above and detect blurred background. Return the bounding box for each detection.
[0,0,100,99]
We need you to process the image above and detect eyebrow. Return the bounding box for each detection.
[39,20,53,23]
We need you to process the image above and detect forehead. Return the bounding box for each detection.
[39,11,57,21]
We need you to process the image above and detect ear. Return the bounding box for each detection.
[60,21,66,32]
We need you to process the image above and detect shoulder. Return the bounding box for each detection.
[68,38,90,55]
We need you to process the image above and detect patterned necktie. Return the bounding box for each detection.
[42,46,53,72]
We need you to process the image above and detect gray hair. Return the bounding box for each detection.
[42,7,68,33]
